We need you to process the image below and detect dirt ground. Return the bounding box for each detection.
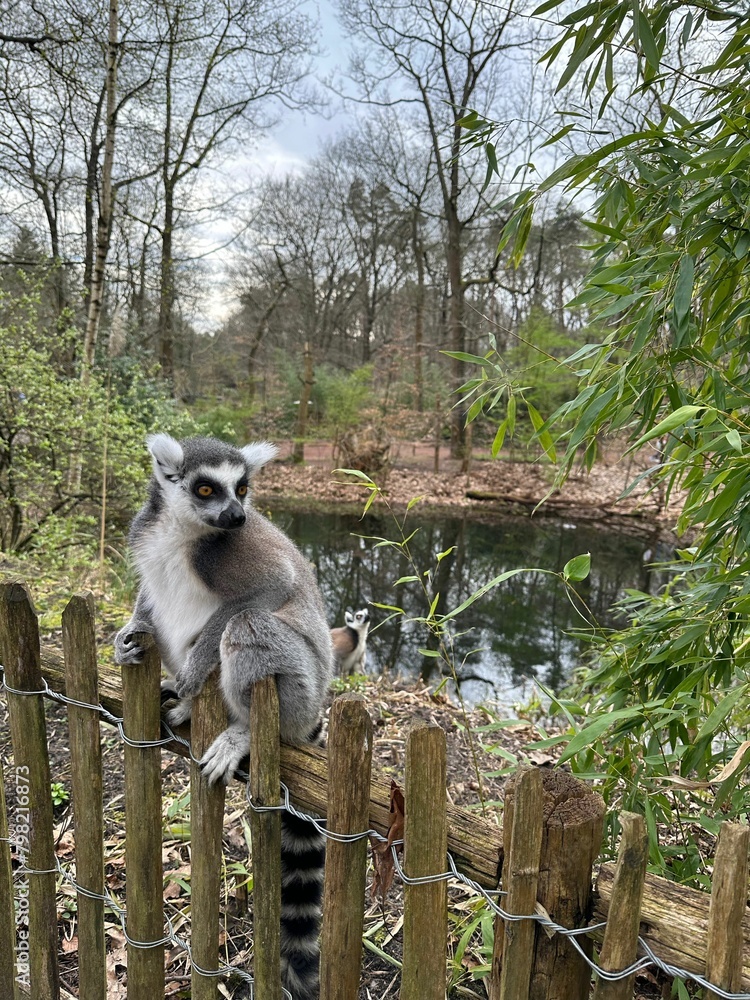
[0,438,675,999]
[259,438,680,536]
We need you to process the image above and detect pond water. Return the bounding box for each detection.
[269,505,669,711]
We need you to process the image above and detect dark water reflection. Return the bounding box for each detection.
[269,506,665,710]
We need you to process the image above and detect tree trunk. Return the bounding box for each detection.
[447,211,467,459]
[413,212,425,412]
[292,341,314,464]
[81,0,118,376]
[159,192,175,383]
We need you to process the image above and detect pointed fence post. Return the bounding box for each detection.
[401,721,447,1000]
[62,594,106,1000]
[0,581,60,1000]
[320,694,373,1000]
[248,675,281,999]
[592,812,649,1000]
[190,670,227,1000]
[122,634,165,998]
[705,821,750,1000]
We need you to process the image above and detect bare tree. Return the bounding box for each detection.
[147,0,318,383]
[81,0,118,374]
[339,0,539,456]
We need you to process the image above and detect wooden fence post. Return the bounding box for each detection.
[502,768,605,1000]
[122,635,165,999]
[705,821,750,1000]
[0,581,60,1000]
[190,671,227,1000]
[248,675,281,999]
[0,753,17,999]
[495,767,544,1000]
[401,721,447,1000]
[592,812,649,1000]
[320,694,373,1000]
[62,594,106,1000]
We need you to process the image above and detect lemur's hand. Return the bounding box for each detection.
[114,622,150,664]
[174,652,209,700]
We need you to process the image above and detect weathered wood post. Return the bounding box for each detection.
[0,753,16,998]
[62,594,107,1000]
[190,671,227,1000]
[493,768,605,1000]
[0,581,60,1000]
[248,675,282,998]
[705,821,750,1000]
[591,812,649,1000]
[496,767,544,1000]
[401,721,448,1000]
[320,694,373,1000]
[122,634,165,998]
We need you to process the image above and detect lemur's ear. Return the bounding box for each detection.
[241,441,278,477]
[147,433,184,485]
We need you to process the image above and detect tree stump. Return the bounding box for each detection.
[495,768,605,1000]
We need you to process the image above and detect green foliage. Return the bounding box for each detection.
[188,401,255,443]
[312,364,374,431]
[445,335,557,462]
[50,782,70,808]
[0,285,198,554]
[330,671,369,694]
[461,0,750,877]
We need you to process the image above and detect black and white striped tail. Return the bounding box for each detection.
[280,811,325,998]
[279,716,326,1000]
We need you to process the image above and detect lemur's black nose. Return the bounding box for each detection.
[217,504,246,529]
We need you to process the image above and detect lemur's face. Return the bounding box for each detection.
[147,435,278,534]
[182,459,250,530]
[345,608,370,631]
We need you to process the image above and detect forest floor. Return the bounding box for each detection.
[257,438,681,539]
[0,437,676,998]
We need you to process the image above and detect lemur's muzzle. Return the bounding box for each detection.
[216,502,246,529]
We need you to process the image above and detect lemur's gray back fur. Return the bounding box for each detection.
[114,434,332,1000]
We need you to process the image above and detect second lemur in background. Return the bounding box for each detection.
[331,607,370,676]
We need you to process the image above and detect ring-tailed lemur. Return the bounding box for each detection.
[113,433,332,1000]
[330,608,370,676]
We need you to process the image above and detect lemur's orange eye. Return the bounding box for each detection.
[237,485,248,497]
[197,484,213,497]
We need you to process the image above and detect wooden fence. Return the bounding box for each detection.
[1,578,750,1000]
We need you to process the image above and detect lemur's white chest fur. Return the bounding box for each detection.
[134,521,221,674]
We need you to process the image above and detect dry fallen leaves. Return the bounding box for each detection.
[370,780,405,902]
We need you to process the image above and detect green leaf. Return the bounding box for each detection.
[441,568,534,619]
[637,10,660,69]
[673,254,695,343]
[558,706,645,764]
[491,418,508,457]
[527,401,556,463]
[726,428,742,453]
[630,405,704,450]
[563,552,591,582]
[333,468,377,484]
[695,685,747,742]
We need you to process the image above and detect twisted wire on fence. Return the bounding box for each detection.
[2,665,750,1000]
